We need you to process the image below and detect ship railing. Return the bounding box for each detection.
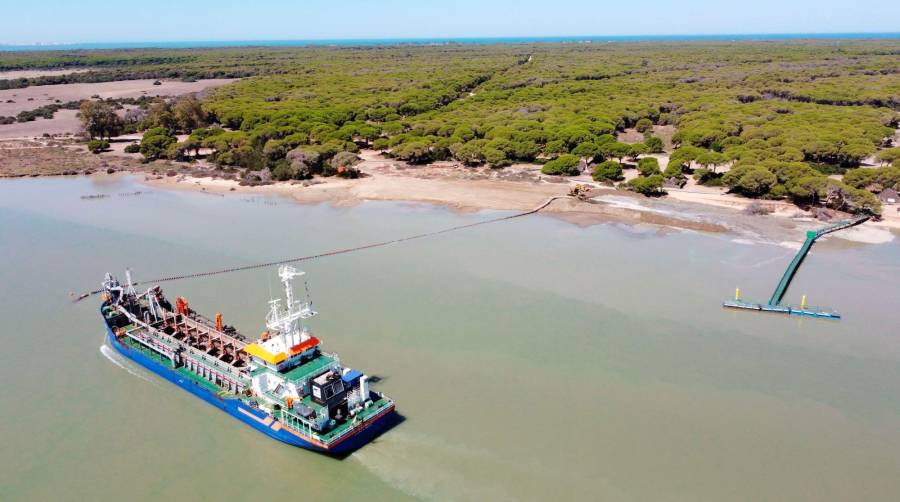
[142,319,244,375]
[124,324,180,351]
[781,303,838,315]
[121,326,178,363]
[278,407,322,441]
[319,399,394,445]
[275,397,393,445]
[118,306,250,386]
[177,341,250,385]
[162,309,248,349]
[725,300,836,313]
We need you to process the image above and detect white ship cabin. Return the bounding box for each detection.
[244,330,321,372]
[243,265,319,373]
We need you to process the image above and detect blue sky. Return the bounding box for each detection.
[2,0,898,44]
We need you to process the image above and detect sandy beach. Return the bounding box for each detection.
[2,129,896,243]
[133,149,899,245]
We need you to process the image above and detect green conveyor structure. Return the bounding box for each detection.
[724,215,869,319]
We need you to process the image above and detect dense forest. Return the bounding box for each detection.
[3,41,899,213]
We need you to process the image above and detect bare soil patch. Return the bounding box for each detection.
[0,78,237,117]
[615,125,676,151]
[0,109,81,139]
[0,68,93,79]
[0,79,236,139]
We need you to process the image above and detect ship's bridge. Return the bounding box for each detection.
[244,265,319,372]
[245,335,321,370]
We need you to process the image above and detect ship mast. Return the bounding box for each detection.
[265,266,316,344]
[124,268,137,298]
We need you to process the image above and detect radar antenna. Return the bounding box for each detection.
[265,266,316,342]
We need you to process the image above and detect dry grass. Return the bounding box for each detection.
[0,139,146,177]
[0,68,92,79]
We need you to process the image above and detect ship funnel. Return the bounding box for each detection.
[359,375,369,402]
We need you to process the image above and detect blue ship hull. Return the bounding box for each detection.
[103,308,393,454]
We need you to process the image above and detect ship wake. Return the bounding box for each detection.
[352,431,522,501]
[100,343,155,384]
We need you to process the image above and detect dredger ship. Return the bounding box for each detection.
[100,266,395,454]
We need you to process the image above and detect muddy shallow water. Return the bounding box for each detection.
[2,175,900,501]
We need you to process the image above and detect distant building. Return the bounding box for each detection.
[878,188,898,205]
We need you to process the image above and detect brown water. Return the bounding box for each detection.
[2,175,900,501]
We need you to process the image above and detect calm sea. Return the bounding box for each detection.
[2,33,900,51]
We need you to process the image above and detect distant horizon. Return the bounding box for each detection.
[3,32,900,52]
[7,0,899,48]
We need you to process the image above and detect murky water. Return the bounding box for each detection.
[2,175,900,501]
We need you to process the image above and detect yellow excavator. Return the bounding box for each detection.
[568,184,591,200]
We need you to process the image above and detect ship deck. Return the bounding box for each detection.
[118,331,237,396]
[118,328,174,368]
[120,329,392,444]
[276,395,394,444]
[283,354,338,381]
[250,352,338,382]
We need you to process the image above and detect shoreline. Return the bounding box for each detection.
[143,171,731,234]
[2,143,896,246]
[137,151,898,246]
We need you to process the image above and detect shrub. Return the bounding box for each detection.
[627,174,666,196]
[286,147,323,178]
[627,143,647,161]
[844,166,900,191]
[391,141,435,164]
[600,142,632,161]
[663,161,685,179]
[723,165,778,196]
[123,143,140,154]
[87,139,109,154]
[139,127,177,160]
[372,138,390,151]
[875,147,900,164]
[80,100,123,139]
[693,167,724,186]
[270,160,298,181]
[635,118,653,133]
[637,157,661,176]
[644,135,664,153]
[541,154,581,176]
[767,184,788,199]
[483,146,509,167]
[324,151,362,177]
[450,140,489,166]
[571,142,601,162]
[335,165,360,178]
[592,160,624,182]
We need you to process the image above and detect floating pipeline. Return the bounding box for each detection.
[72,195,569,302]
